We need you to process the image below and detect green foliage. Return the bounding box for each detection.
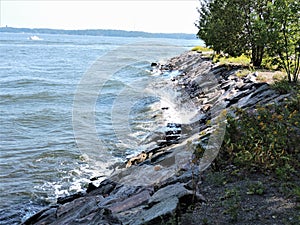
[221,188,240,200]
[275,163,296,180]
[278,181,297,196]
[202,218,209,225]
[196,0,269,66]
[196,0,246,56]
[271,79,295,94]
[191,46,211,52]
[246,181,265,195]
[196,0,300,79]
[205,172,227,187]
[293,186,300,202]
[213,54,251,67]
[221,188,241,222]
[261,56,282,70]
[265,0,300,83]
[194,143,206,160]
[219,92,300,178]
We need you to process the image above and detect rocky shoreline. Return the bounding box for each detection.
[23,51,295,225]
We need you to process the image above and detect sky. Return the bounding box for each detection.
[0,0,200,34]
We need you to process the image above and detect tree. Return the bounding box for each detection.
[196,0,300,74]
[196,0,271,66]
[196,0,247,56]
[266,0,300,82]
[245,0,271,67]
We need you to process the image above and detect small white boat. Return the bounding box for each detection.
[28,35,43,41]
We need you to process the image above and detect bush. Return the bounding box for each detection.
[261,56,282,70]
[218,93,300,177]
[271,79,299,94]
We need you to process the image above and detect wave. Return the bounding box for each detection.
[1,75,72,85]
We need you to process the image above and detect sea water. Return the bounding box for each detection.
[0,32,201,224]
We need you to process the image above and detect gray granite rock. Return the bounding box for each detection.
[131,197,179,225]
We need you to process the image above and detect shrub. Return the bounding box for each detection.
[218,93,300,178]
[261,56,282,70]
[271,79,299,94]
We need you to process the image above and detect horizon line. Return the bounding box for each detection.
[0,26,196,36]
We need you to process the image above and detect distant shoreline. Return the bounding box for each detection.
[0,27,197,40]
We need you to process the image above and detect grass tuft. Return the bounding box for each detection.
[191,46,212,52]
[213,54,251,66]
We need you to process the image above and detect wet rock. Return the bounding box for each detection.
[22,206,58,225]
[220,80,233,91]
[167,123,181,129]
[57,192,85,204]
[23,197,121,225]
[87,179,117,196]
[110,185,146,200]
[165,129,181,135]
[97,185,145,208]
[154,169,200,191]
[211,66,228,75]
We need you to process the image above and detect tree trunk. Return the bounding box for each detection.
[251,45,264,67]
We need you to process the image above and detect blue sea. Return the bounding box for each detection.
[0,32,201,224]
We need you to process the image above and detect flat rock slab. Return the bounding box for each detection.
[130,197,179,225]
[108,189,151,213]
[149,183,191,204]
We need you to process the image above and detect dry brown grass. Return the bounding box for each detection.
[256,71,286,84]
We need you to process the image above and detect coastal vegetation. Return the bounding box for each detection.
[195,1,300,212]
[196,0,300,83]
[218,85,300,177]
[189,37,299,222]
[188,70,300,225]
[212,54,251,67]
[191,45,212,53]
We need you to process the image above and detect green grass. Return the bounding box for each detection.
[213,54,251,67]
[191,46,212,52]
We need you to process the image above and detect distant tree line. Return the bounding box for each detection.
[196,0,299,82]
[0,27,196,40]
